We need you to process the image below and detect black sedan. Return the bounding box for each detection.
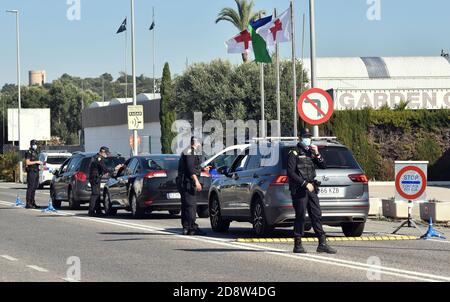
[103,155,210,218]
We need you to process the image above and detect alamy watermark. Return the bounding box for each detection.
[367,0,381,21]
[67,0,81,21]
[66,256,81,282]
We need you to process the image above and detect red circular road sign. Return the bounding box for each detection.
[297,88,334,125]
[395,166,427,201]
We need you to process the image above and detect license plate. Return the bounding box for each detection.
[167,193,181,199]
[318,187,345,198]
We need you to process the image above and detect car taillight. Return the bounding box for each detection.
[145,170,167,179]
[348,174,368,184]
[271,175,289,186]
[74,171,87,182]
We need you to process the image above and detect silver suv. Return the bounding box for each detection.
[208,139,369,237]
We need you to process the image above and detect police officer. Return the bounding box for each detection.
[88,147,122,217]
[24,140,43,209]
[177,137,206,236]
[287,128,337,254]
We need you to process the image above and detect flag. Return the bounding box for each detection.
[149,21,155,31]
[249,15,273,63]
[256,7,292,46]
[225,30,252,54]
[116,18,127,34]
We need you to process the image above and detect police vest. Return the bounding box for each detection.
[291,148,316,182]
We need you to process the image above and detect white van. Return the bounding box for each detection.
[38,151,72,188]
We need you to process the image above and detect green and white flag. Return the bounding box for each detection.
[249,16,273,63]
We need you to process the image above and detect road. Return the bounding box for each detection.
[0,182,449,282]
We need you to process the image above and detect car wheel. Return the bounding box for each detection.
[209,195,230,232]
[50,188,61,209]
[103,190,117,216]
[197,206,209,218]
[68,189,80,210]
[341,222,365,237]
[252,198,273,237]
[130,193,144,219]
[168,210,180,216]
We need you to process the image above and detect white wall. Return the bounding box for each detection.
[84,122,162,158]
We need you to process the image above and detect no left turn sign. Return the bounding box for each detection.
[297,88,334,125]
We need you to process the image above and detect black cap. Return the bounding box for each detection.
[300,128,313,138]
[30,139,38,146]
[191,136,200,145]
[99,146,110,154]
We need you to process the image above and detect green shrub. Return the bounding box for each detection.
[0,151,20,182]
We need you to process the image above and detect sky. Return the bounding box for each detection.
[0,0,449,88]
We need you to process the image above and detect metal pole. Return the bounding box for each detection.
[1,93,4,149]
[125,22,128,100]
[290,1,297,138]
[309,0,319,138]
[299,14,305,100]
[260,63,265,138]
[7,10,22,182]
[131,0,138,156]
[275,8,281,137]
[152,7,156,98]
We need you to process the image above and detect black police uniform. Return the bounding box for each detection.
[287,144,326,239]
[25,148,40,208]
[177,147,202,233]
[88,154,111,216]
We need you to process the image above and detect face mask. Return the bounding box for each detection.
[32,145,38,150]
[301,138,312,147]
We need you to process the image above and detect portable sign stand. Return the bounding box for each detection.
[392,161,428,235]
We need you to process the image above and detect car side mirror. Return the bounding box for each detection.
[52,170,59,177]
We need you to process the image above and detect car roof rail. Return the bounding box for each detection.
[250,137,299,142]
[41,150,69,154]
[312,137,341,144]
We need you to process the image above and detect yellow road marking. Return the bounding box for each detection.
[236,236,418,243]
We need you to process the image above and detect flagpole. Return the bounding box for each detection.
[152,6,156,98]
[290,0,298,138]
[125,21,128,100]
[309,0,319,138]
[299,13,305,105]
[131,0,138,156]
[274,8,281,137]
[260,63,265,138]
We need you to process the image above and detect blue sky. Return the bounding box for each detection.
[0,0,449,87]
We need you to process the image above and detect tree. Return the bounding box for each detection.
[215,0,264,62]
[160,63,177,154]
[172,59,309,137]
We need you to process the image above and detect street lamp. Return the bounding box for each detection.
[6,9,23,182]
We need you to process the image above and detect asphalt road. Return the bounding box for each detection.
[0,182,449,282]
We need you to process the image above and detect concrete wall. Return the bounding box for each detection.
[84,122,162,158]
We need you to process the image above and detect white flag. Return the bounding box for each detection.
[256,7,292,46]
[225,30,252,54]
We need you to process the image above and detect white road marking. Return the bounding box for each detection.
[26,265,49,273]
[1,255,18,261]
[62,277,80,282]
[1,199,449,282]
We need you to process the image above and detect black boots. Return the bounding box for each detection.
[317,236,337,254]
[293,237,307,254]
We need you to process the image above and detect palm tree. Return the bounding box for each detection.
[216,0,265,62]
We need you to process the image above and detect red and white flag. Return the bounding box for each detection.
[256,6,292,46]
[225,29,252,54]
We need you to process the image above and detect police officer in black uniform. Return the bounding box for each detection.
[88,146,122,217]
[177,137,206,236]
[24,140,43,209]
[287,128,337,254]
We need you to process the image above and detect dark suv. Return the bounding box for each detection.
[208,139,369,237]
[50,152,125,209]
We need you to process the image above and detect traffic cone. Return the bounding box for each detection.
[15,195,25,207]
[421,217,446,240]
[42,198,57,213]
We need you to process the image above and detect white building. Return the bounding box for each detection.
[82,93,162,157]
[302,56,450,110]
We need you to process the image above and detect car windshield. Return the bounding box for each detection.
[143,157,179,171]
[282,146,360,169]
[104,157,126,169]
[45,156,70,165]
